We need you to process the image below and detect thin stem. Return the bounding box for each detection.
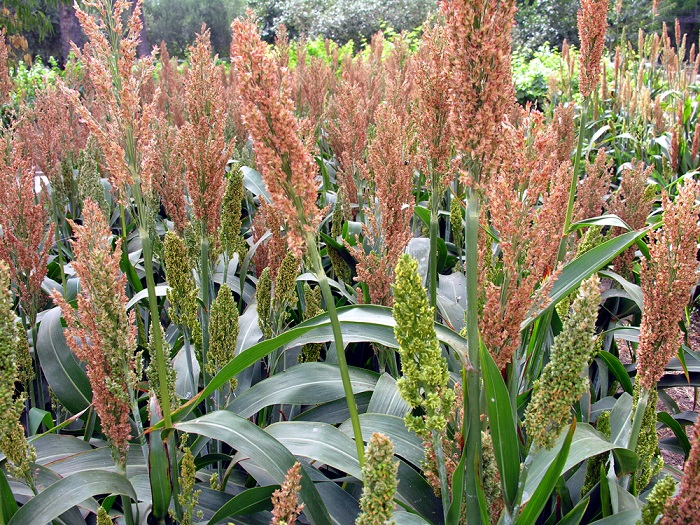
[199,234,212,400]
[432,430,451,519]
[140,229,172,428]
[463,189,482,525]
[428,175,443,311]
[306,234,365,467]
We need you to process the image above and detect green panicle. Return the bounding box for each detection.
[163,232,203,355]
[96,506,112,525]
[638,476,676,525]
[207,284,239,390]
[581,410,611,496]
[577,225,607,257]
[175,435,201,525]
[14,335,33,386]
[356,432,399,525]
[482,431,504,523]
[299,284,323,363]
[77,144,110,219]
[274,251,299,311]
[391,254,455,437]
[0,262,35,487]
[450,196,463,251]
[524,275,601,449]
[256,267,273,340]
[633,383,664,493]
[219,166,248,262]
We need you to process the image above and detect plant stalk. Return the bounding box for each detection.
[306,233,365,467]
[140,228,172,428]
[463,189,482,525]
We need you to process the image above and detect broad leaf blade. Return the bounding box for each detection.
[208,485,278,524]
[174,411,331,525]
[481,343,519,508]
[7,471,136,525]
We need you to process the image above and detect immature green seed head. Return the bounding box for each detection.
[219,166,248,261]
[208,284,239,389]
[633,383,663,493]
[356,433,399,525]
[256,267,273,340]
[638,476,676,525]
[524,274,601,449]
[274,251,299,310]
[392,254,454,437]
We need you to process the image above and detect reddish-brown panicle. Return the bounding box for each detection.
[636,181,700,390]
[578,0,609,98]
[231,16,320,258]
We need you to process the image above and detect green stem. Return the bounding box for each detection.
[559,97,589,262]
[428,178,442,311]
[306,234,365,467]
[200,235,212,398]
[463,189,482,525]
[140,229,172,428]
[432,430,451,520]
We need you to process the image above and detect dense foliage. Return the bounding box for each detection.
[1,0,700,524]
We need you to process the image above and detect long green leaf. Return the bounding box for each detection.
[481,343,519,508]
[516,422,575,525]
[35,307,92,416]
[228,363,378,418]
[596,352,634,395]
[159,305,467,427]
[522,230,648,328]
[208,485,277,524]
[0,469,18,525]
[7,471,136,525]
[657,412,691,456]
[558,497,589,525]
[174,411,331,525]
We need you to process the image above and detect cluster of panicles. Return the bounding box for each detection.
[231,16,320,258]
[271,462,305,525]
[636,180,700,390]
[218,167,248,262]
[67,0,158,203]
[291,39,338,124]
[353,69,416,306]
[0,144,53,323]
[324,33,385,212]
[356,433,399,525]
[0,32,11,104]
[578,0,610,98]
[17,84,88,195]
[207,284,239,389]
[391,254,455,437]
[481,105,572,369]
[414,21,452,184]
[441,0,516,186]
[607,161,655,277]
[574,148,612,223]
[51,199,137,466]
[179,28,229,235]
[660,417,700,524]
[0,261,36,486]
[524,275,601,449]
[163,232,202,352]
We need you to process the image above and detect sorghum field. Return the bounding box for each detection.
[1,0,699,524]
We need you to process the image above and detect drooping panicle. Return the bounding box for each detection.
[231,16,320,258]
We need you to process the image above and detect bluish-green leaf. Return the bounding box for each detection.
[174,411,331,525]
[208,485,278,524]
[7,471,136,525]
